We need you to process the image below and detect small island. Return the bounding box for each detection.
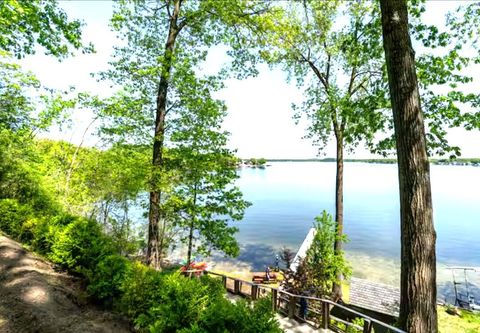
[238,158,269,168]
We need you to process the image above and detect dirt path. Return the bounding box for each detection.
[0,234,133,333]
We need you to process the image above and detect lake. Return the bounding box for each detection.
[210,162,480,300]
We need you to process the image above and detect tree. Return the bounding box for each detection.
[101,0,270,269]
[304,211,350,298]
[280,211,350,299]
[166,72,250,264]
[249,0,388,299]
[279,246,295,270]
[379,1,438,331]
[374,1,480,157]
[0,0,92,58]
[0,53,40,132]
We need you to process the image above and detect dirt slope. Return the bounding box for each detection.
[0,234,133,333]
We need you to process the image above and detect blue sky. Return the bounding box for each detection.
[19,0,480,159]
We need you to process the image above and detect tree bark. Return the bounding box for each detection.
[332,129,344,301]
[186,183,198,266]
[380,1,438,332]
[146,0,182,269]
[186,217,195,267]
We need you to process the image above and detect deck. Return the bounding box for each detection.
[207,270,405,333]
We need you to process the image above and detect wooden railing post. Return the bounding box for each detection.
[321,301,329,329]
[251,284,258,300]
[204,271,405,333]
[272,289,278,312]
[288,295,296,319]
[234,279,241,294]
[363,319,373,333]
[222,275,227,289]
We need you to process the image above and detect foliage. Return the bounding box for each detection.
[281,211,351,298]
[118,261,166,321]
[0,199,34,238]
[116,266,282,333]
[279,246,295,270]
[0,131,57,212]
[98,0,271,267]
[24,214,67,254]
[242,1,389,154]
[241,1,388,299]
[178,296,282,333]
[0,0,93,58]
[87,254,131,307]
[305,211,351,297]
[166,76,251,262]
[145,274,224,332]
[372,1,480,158]
[0,55,40,132]
[49,217,114,273]
[245,158,267,167]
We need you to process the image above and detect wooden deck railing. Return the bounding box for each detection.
[203,270,405,333]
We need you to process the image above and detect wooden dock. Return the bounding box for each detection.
[290,227,316,272]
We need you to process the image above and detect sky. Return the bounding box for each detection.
[18,0,480,159]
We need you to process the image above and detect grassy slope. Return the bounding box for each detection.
[438,306,480,333]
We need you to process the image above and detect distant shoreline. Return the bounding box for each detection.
[263,158,480,166]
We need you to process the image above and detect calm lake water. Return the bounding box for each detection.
[211,162,480,299]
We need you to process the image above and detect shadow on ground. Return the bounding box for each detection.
[0,235,132,333]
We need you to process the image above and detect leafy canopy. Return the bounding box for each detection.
[0,0,93,58]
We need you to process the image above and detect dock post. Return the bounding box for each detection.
[321,301,329,329]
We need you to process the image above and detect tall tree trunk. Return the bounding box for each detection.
[186,219,194,266]
[146,0,182,269]
[332,129,344,301]
[186,183,198,266]
[380,1,438,332]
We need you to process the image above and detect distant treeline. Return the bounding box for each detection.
[266,158,480,165]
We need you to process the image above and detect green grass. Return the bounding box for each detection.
[438,306,480,333]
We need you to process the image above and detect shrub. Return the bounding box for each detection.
[175,297,283,333]
[87,254,131,307]
[147,274,224,333]
[18,215,43,243]
[303,210,351,297]
[184,296,282,333]
[118,261,165,322]
[31,213,83,253]
[0,199,33,238]
[49,217,114,274]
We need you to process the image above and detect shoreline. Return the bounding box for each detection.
[262,158,480,166]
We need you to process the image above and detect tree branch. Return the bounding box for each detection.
[165,0,172,18]
[350,77,369,96]
[165,100,179,115]
[347,67,356,96]
[298,51,329,92]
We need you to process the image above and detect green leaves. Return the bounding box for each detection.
[409,2,480,158]
[305,211,351,297]
[247,1,389,154]
[167,81,250,258]
[0,0,93,58]
[0,53,81,136]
